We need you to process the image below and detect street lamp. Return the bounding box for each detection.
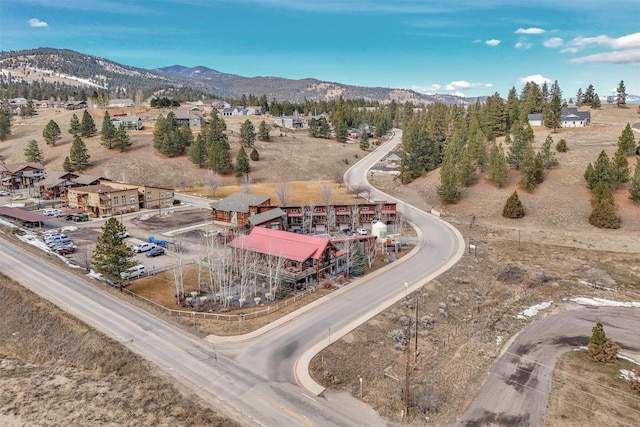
[359,376,363,398]
[404,282,408,298]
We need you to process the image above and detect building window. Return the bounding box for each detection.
[129,194,136,203]
[121,195,126,204]
[147,191,152,200]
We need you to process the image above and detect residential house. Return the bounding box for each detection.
[65,100,88,110]
[249,207,286,230]
[383,151,401,168]
[245,106,263,115]
[228,227,341,285]
[274,116,303,129]
[0,162,46,190]
[211,193,272,228]
[110,115,143,130]
[174,107,204,128]
[108,98,134,108]
[35,171,105,201]
[528,107,591,128]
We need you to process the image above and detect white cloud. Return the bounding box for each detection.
[445,81,492,91]
[516,27,545,35]
[566,32,640,51]
[485,39,501,46]
[560,47,579,54]
[571,49,640,64]
[515,41,532,49]
[412,84,442,94]
[453,91,465,97]
[543,37,563,48]
[28,18,48,28]
[518,74,552,86]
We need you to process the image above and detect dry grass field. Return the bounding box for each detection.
[1,104,640,425]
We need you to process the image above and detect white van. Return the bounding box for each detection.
[43,209,61,217]
[120,264,146,280]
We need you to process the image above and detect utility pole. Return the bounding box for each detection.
[404,332,410,418]
[414,296,419,364]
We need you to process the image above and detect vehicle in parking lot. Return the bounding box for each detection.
[0,190,9,196]
[48,237,72,247]
[43,209,61,217]
[56,246,77,255]
[356,227,368,235]
[44,234,67,243]
[72,213,90,222]
[117,231,131,238]
[120,264,146,280]
[145,246,165,257]
[133,242,155,253]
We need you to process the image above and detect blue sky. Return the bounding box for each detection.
[1,0,639,100]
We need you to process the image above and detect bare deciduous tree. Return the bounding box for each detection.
[319,181,333,206]
[204,170,223,198]
[274,180,291,206]
[350,184,371,200]
[241,174,252,194]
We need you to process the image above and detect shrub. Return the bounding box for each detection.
[502,191,525,218]
[556,139,568,152]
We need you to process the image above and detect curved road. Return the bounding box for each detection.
[0,129,466,426]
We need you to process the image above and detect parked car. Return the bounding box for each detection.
[120,264,146,280]
[43,209,61,217]
[72,213,90,222]
[48,237,72,247]
[44,233,67,243]
[116,231,131,238]
[356,227,368,235]
[56,246,77,255]
[133,242,155,253]
[145,246,165,257]
[64,214,76,221]
[0,190,10,196]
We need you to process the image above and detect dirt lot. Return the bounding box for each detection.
[1,104,640,425]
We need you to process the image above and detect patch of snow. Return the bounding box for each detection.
[496,336,504,346]
[618,354,639,365]
[570,297,640,308]
[579,280,615,291]
[516,301,553,319]
[619,369,639,382]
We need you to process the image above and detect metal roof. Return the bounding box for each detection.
[0,207,48,222]
[211,193,270,213]
[228,227,329,262]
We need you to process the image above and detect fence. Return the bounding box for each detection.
[120,285,317,321]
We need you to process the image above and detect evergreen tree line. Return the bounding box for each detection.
[584,124,640,228]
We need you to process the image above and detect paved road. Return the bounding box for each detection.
[0,129,466,426]
[457,305,640,426]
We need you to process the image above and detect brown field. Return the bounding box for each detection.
[546,352,640,427]
[2,104,640,425]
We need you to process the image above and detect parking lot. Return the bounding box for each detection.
[32,207,219,276]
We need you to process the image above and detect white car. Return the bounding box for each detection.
[0,190,9,196]
[43,209,61,217]
[133,242,155,253]
[356,227,368,235]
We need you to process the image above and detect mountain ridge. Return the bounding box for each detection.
[0,47,472,104]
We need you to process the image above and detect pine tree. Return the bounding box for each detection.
[583,84,596,106]
[456,146,476,187]
[502,191,525,218]
[43,120,62,146]
[617,123,636,153]
[80,110,97,137]
[188,133,207,167]
[506,122,533,170]
[575,88,583,106]
[487,143,509,187]
[250,148,260,161]
[19,100,36,118]
[587,150,612,189]
[436,145,461,204]
[359,129,370,150]
[589,199,621,229]
[629,158,640,203]
[334,117,348,143]
[308,118,319,138]
[591,180,615,207]
[92,217,136,286]
[101,111,116,149]
[611,146,630,186]
[24,140,44,163]
[208,141,234,174]
[616,80,627,107]
[235,147,251,178]
[239,119,256,147]
[69,135,91,172]
[519,147,540,192]
[0,107,11,141]
[112,127,132,152]
[543,80,562,132]
[319,120,331,138]
[257,120,271,141]
[350,240,366,276]
[556,139,568,153]
[68,113,81,137]
[591,93,601,109]
[588,322,620,362]
[63,156,73,172]
[541,135,559,168]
